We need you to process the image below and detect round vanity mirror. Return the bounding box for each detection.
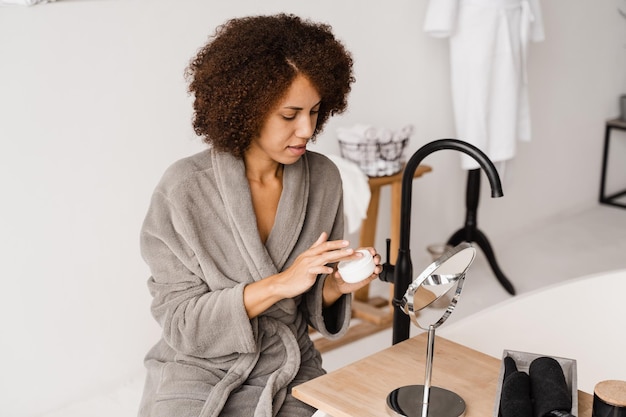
[387,242,476,417]
[400,242,476,330]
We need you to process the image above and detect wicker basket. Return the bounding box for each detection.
[338,137,409,177]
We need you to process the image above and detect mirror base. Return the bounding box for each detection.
[386,385,465,417]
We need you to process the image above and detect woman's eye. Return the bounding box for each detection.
[282,114,296,120]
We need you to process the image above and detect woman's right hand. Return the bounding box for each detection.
[243,232,354,318]
[276,232,355,298]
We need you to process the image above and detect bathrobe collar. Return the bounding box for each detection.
[212,149,309,282]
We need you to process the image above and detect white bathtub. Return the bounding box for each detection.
[439,268,626,394]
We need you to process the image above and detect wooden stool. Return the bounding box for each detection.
[314,164,432,353]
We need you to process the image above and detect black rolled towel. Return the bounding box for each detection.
[500,356,533,417]
[504,356,519,379]
[529,356,574,417]
[501,371,533,417]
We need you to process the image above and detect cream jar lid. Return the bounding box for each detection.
[338,249,375,283]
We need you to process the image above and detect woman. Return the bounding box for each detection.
[138,13,381,417]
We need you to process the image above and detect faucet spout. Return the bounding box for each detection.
[399,139,503,251]
[391,138,503,344]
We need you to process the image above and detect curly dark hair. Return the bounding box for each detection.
[185,13,355,158]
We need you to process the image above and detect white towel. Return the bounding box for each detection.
[336,124,375,143]
[326,154,371,235]
[423,0,545,170]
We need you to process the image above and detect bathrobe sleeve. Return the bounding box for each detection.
[423,0,459,38]
[141,189,257,358]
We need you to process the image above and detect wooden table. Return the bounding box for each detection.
[294,333,593,417]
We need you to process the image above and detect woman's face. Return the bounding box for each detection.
[247,74,321,165]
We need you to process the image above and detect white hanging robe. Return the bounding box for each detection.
[424,0,544,170]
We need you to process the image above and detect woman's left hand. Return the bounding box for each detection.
[322,247,382,306]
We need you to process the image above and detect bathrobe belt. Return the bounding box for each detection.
[199,316,302,417]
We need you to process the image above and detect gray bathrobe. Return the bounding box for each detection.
[138,148,352,417]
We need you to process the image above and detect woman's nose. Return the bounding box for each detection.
[295,115,315,139]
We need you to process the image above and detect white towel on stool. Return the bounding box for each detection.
[327,154,371,235]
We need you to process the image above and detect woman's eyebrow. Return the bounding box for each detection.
[283,100,322,110]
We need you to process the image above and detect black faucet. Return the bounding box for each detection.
[378,139,504,344]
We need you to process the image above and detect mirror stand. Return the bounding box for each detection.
[386,325,466,417]
[386,242,476,417]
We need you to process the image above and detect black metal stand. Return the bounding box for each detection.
[599,119,626,209]
[446,169,515,295]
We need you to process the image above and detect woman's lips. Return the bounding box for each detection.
[287,145,307,156]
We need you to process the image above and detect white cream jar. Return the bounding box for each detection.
[337,249,376,283]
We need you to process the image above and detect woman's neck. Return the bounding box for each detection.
[243,154,283,185]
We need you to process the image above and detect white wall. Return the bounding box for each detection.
[0,1,624,416]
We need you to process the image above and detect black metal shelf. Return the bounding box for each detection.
[600,119,626,209]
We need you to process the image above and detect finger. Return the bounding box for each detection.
[357,247,378,257]
[355,247,382,267]
[308,264,335,276]
[359,272,379,286]
[322,246,355,264]
[362,274,379,286]
[311,232,328,248]
[309,239,351,257]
